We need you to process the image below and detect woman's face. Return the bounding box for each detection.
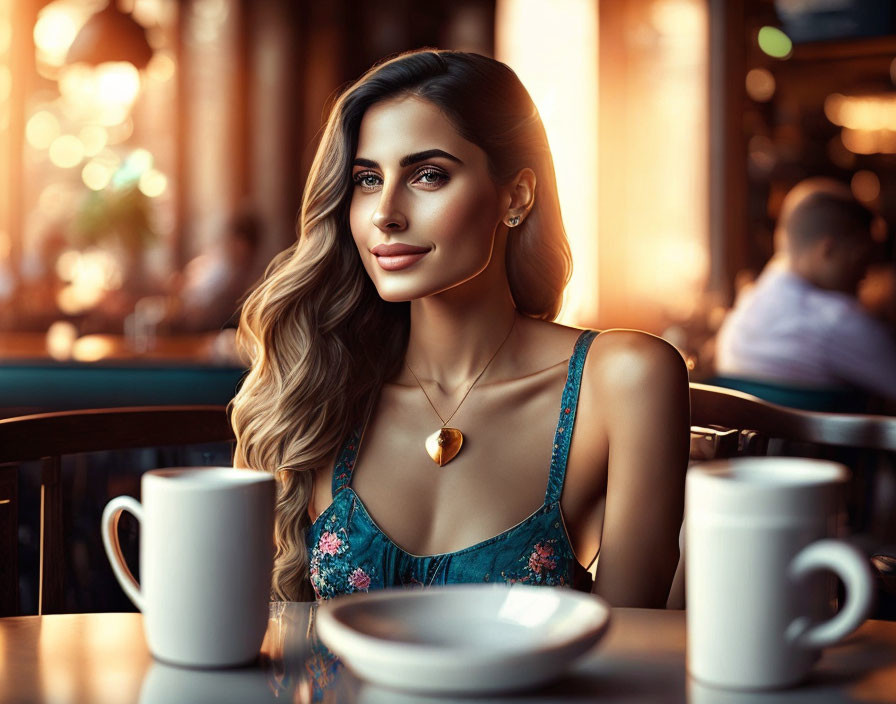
[349,95,508,303]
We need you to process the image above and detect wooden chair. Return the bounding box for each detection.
[690,382,896,453]
[669,383,896,609]
[0,406,234,617]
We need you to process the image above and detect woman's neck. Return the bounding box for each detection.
[403,284,518,394]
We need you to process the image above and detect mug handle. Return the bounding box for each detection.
[101,496,145,611]
[785,539,874,650]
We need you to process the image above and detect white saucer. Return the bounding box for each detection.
[316,584,611,694]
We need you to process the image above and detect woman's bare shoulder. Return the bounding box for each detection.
[586,328,689,400]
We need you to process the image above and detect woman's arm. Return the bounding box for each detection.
[589,330,690,607]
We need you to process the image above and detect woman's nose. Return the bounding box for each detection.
[372,189,407,232]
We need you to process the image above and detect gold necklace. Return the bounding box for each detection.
[405,316,517,467]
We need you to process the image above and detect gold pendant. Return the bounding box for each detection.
[425,428,463,466]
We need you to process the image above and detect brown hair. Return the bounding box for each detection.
[778,177,873,252]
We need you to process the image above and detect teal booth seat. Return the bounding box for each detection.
[0,363,246,416]
[704,375,869,413]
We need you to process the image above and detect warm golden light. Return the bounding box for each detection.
[851,170,881,203]
[138,168,167,197]
[81,160,112,190]
[55,248,122,314]
[595,0,709,329]
[55,249,80,281]
[825,93,896,154]
[48,134,85,168]
[0,230,10,260]
[0,17,11,54]
[72,335,116,362]
[57,284,101,314]
[146,52,176,83]
[46,320,78,361]
[823,93,844,123]
[96,62,141,106]
[33,6,79,67]
[79,124,108,156]
[840,128,876,155]
[745,68,775,102]
[37,182,78,217]
[93,148,122,171]
[106,117,135,145]
[25,110,62,150]
[38,614,147,702]
[128,148,154,173]
[58,62,140,126]
[496,0,599,326]
[0,65,10,101]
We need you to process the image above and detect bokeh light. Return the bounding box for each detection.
[25,111,61,150]
[825,94,896,154]
[138,169,168,197]
[79,125,108,156]
[72,335,116,362]
[58,62,141,126]
[55,249,80,281]
[745,68,775,102]
[33,6,80,67]
[106,118,135,145]
[45,320,78,361]
[81,160,112,190]
[851,170,880,203]
[95,63,141,106]
[840,128,877,155]
[146,52,176,83]
[757,26,792,59]
[55,248,123,315]
[48,134,85,168]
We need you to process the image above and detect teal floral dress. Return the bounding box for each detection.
[305,330,599,599]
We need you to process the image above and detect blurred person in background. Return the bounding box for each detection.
[166,209,263,332]
[715,177,896,407]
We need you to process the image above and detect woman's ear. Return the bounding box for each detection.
[503,168,536,228]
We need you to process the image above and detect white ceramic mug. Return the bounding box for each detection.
[686,457,874,690]
[102,467,275,668]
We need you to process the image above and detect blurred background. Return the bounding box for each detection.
[2,0,896,615]
[0,0,893,384]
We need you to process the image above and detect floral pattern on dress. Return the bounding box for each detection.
[308,512,376,600]
[500,539,570,587]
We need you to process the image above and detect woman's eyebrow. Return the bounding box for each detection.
[400,149,463,166]
[352,149,464,170]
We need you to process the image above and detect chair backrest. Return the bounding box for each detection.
[0,406,234,617]
[670,384,896,610]
[690,382,896,454]
[703,375,870,413]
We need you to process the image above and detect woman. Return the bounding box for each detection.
[231,50,689,607]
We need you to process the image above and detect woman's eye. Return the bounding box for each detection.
[414,168,449,188]
[353,172,382,190]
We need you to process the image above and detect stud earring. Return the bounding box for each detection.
[507,215,521,227]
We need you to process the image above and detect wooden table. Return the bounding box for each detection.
[1,604,895,703]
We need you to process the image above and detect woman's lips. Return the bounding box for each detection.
[370,243,430,271]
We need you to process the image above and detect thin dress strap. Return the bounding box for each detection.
[545,330,599,504]
[331,427,363,496]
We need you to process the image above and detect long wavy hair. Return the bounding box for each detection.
[231,49,572,600]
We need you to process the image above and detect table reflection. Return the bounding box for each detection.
[244,603,896,704]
